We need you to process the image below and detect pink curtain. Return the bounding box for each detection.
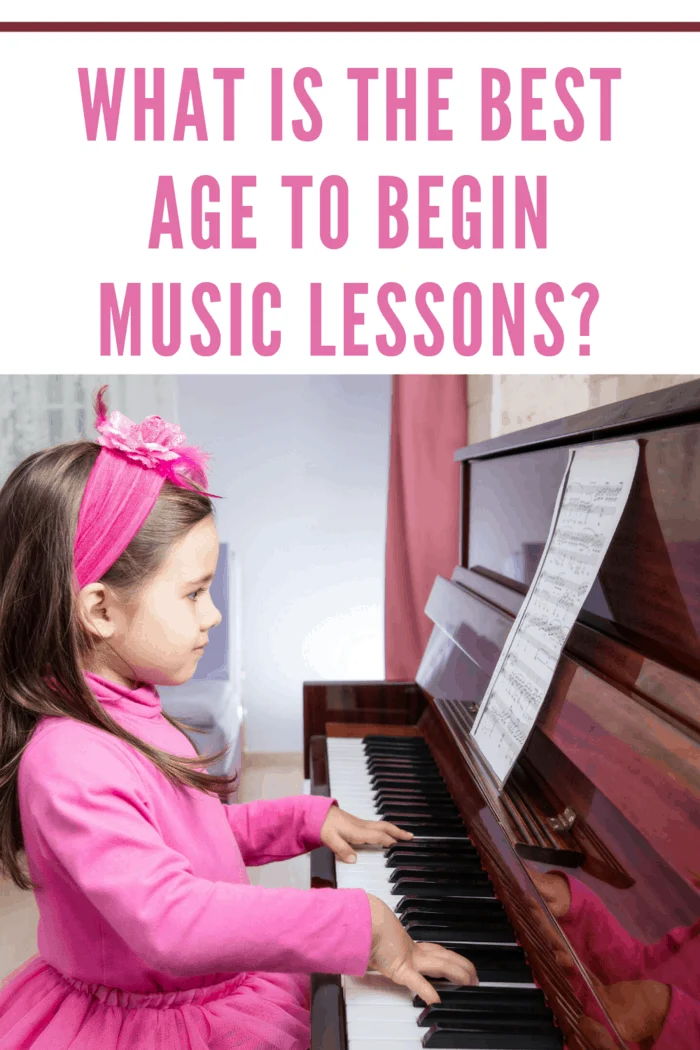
[385,376,468,680]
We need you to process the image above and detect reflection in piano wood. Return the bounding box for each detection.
[304,379,700,1050]
[527,870,700,1049]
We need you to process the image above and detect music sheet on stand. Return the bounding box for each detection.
[471,440,640,787]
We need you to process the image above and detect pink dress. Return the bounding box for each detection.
[0,673,372,1050]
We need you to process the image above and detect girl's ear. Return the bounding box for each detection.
[76,583,117,642]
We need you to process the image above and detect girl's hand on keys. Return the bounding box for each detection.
[319,805,414,864]
[366,893,478,1006]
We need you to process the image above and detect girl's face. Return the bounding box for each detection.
[83,515,223,688]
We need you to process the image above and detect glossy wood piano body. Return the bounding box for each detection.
[305,380,700,1050]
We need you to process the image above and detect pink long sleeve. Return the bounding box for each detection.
[654,988,700,1050]
[561,877,699,992]
[559,876,700,1050]
[21,728,372,980]
[224,795,337,865]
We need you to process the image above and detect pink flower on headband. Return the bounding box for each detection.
[97,409,186,469]
[93,385,217,496]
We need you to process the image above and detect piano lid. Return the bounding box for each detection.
[417,380,700,1049]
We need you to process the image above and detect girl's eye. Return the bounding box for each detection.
[188,589,204,601]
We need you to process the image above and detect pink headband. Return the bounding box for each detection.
[73,386,220,591]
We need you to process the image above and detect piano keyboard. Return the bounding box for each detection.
[326,735,563,1050]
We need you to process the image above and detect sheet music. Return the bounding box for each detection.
[471,440,640,787]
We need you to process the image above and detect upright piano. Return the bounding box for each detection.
[304,380,700,1050]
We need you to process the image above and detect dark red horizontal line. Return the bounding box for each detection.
[0,22,698,33]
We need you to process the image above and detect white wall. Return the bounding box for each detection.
[468,375,700,445]
[176,375,392,753]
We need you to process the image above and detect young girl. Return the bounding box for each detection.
[0,388,475,1050]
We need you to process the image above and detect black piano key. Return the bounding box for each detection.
[429,945,532,983]
[367,755,438,765]
[396,895,506,914]
[406,923,516,944]
[375,795,456,808]
[367,760,438,768]
[378,812,462,824]
[365,751,433,762]
[373,779,448,789]
[401,913,515,937]
[371,770,444,782]
[398,915,514,932]
[384,823,467,835]
[386,826,468,837]
[374,790,456,802]
[367,755,437,765]
[376,798,457,811]
[385,851,480,868]
[363,740,431,749]
[363,735,429,746]
[379,806,461,823]
[412,986,547,1010]
[365,768,440,776]
[377,811,465,824]
[392,827,468,844]
[369,768,447,776]
[400,903,511,924]
[404,922,516,944]
[377,801,461,813]
[384,848,482,865]
[371,774,447,787]
[374,788,455,801]
[422,1022,563,1048]
[392,878,494,898]
[398,895,506,911]
[389,862,484,881]
[402,917,514,938]
[363,746,432,759]
[372,768,439,776]
[386,841,475,859]
[392,870,491,887]
[418,1007,558,1030]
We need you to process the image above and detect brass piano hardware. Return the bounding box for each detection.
[548,806,577,832]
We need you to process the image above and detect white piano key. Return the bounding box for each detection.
[335,874,389,890]
[342,975,414,1005]
[346,1002,421,1023]
[348,1041,424,1050]
[346,1011,425,1039]
[480,980,538,990]
[349,1043,529,1050]
[335,868,388,882]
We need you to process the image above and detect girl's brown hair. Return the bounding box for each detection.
[0,438,236,889]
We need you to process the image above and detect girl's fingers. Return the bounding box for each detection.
[418,957,477,987]
[362,830,400,847]
[329,834,358,864]
[414,943,479,986]
[375,820,414,840]
[390,966,442,1007]
[350,817,414,841]
[346,828,398,848]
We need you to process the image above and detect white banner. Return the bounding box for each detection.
[4,3,699,23]
[0,27,698,372]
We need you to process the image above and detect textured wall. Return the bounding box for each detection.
[467,375,700,445]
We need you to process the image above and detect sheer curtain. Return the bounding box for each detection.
[384,376,468,680]
[0,376,177,484]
